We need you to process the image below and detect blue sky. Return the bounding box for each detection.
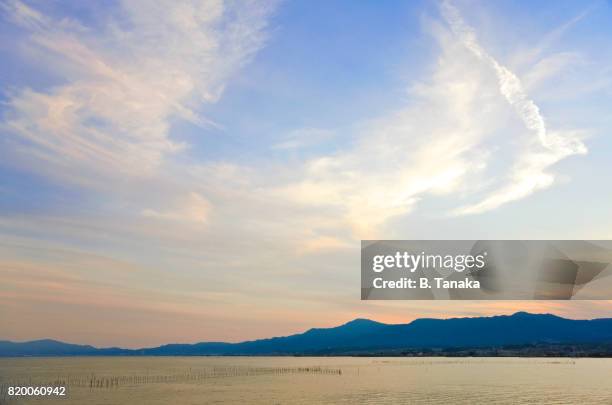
[1,0,612,347]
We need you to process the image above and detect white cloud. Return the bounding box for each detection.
[272,12,504,237]
[142,192,211,224]
[267,1,591,236]
[1,0,274,185]
[441,1,587,215]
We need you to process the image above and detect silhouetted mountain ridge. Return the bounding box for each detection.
[2,312,612,356]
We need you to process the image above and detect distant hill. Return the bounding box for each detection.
[3,312,612,357]
[0,339,131,356]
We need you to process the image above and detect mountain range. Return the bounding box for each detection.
[2,312,612,357]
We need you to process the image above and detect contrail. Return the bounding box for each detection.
[440,1,550,147]
[441,1,587,215]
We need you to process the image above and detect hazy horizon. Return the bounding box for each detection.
[5,309,612,349]
[2,0,612,348]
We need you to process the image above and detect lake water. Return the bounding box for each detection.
[1,357,612,404]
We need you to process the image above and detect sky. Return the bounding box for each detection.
[1,0,612,348]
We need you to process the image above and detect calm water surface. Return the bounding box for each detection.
[1,357,611,404]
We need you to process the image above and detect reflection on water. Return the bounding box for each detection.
[1,357,612,404]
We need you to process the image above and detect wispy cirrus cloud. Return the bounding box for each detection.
[273,1,592,235]
[1,0,274,185]
[441,1,587,215]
